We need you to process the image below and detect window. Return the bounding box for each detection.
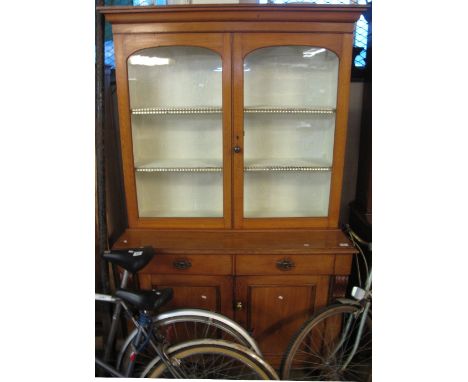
[354,14,369,68]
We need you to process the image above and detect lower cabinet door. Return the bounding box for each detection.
[235,275,330,367]
[139,274,234,319]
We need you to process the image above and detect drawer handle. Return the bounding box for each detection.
[173,258,192,270]
[276,258,295,271]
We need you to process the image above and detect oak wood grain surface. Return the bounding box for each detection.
[236,254,335,275]
[143,254,233,275]
[235,274,329,367]
[146,274,234,318]
[113,229,357,255]
[98,4,367,25]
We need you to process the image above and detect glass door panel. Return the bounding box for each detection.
[243,46,338,218]
[136,172,223,218]
[244,46,338,107]
[127,46,223,218]
[244,171,331,218]
[244,113,335,169]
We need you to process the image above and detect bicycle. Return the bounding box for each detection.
[280,226,372,381]
[95,246,278,379]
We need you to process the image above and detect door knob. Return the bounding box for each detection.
[233,146,241,153]
[235,301,243,310]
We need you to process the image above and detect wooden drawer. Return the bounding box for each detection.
[235,254,334,275]
[143,254,232,275]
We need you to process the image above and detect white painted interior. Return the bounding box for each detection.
[136,172,223,217]
[126,45,354,220]
[128,46,222,108]
[244,46,339,108]
[129,47,223,217]
[132,114,223,168]
[244,113,335,167]
[244,171,331,217]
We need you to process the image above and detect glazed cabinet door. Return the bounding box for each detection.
[234,275,330,367]
[114,33,232,229]
[232,33,354,229]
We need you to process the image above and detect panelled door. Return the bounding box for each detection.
[140,273,234,319]
[232,33,354,229]
[234,275,330,367]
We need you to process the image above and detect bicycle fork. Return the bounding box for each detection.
[129,314,187,379]
[340,300,371,371]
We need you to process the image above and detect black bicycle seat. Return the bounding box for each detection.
[102,247,154,273]
[115,288,173,311]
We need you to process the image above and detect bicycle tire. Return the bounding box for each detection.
[281,303,372,381]
[117,309,261,375]
[141,339,279,379]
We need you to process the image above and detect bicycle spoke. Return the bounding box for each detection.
[282,305,371,381]
[149,345,272,380]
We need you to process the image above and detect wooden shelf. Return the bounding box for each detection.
[245,166,331,172]
[244,107,335,114]
[244,158,332,172]
[113,229,357,255]
[135,159,331,173]
[131,106,335,115]
[136,166,331,173]
[132,107,222,115]
[135,159,222,172]
[136,167,223,173]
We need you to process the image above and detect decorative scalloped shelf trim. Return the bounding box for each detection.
[135,166,331,172]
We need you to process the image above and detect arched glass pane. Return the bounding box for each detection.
[128,46,223,218]
[243,46,338,218]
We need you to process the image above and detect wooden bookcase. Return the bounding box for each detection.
[99,3,365,367]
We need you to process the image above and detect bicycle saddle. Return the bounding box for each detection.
[115,288,173,311]
[102,246,154,273]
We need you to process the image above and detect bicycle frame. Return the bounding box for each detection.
[95,314,188,378]
[96,268,137,377]
[95,357,125,378]
[338,229,372,371]
[96,269,131,362]
[95,269,188,378]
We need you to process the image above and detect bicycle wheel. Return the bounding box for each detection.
[117,309,261,375]
[141,339,279,379]
[281,303,371,381]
